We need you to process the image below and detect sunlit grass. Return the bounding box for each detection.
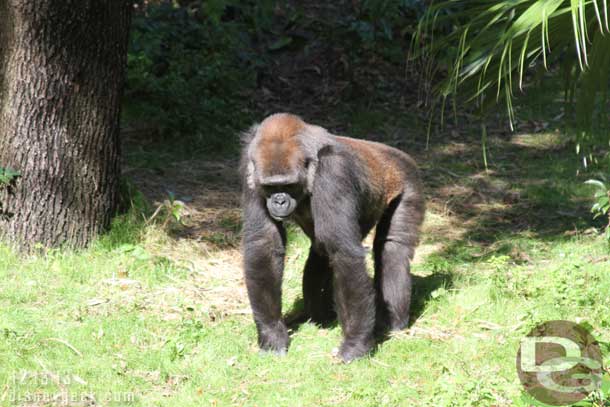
[1,130,609,406]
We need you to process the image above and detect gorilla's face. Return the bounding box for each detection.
[247,120,315,222]
[266,191,297,220]
[262,182,303,221]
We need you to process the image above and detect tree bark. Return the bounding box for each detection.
[0,1,132,249]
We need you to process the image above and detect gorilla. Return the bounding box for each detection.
[240,113,425,362]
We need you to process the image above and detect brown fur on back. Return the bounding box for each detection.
[336,136,404,203]
[253,113,404,202]
[255,113,305,176]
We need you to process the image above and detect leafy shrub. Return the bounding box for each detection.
[585,178,610,241]
[345,0,426,61]
[124,1,257,152]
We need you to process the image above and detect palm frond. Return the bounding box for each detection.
[414,0,610,161]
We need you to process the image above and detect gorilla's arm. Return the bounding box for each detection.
[242,189,289,353]
[311,148,376,362]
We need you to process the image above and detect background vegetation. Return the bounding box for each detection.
[2,0,610,406]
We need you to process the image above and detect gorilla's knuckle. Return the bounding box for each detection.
[257,320,289,352]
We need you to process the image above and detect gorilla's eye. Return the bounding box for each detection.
[262,185,280,196]
[262,183,300,197]
[284,183,300,195]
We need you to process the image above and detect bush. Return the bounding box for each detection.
[339,0,426,63]
[124,1,257,152]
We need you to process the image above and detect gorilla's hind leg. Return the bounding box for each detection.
[374,194,422,331]
[303,248,336,325]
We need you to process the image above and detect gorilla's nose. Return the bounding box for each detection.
[272,193,288,207]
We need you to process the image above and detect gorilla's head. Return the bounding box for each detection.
[244,113,319,221]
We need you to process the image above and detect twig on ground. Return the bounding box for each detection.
[43,337,83,357]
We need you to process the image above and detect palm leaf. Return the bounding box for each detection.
[414,0,610,161]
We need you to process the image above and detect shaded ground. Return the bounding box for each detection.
[125,121,596,326]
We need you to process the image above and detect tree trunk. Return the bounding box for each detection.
[0,1,132,249]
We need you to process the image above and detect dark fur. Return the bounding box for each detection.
[240,113,425,362]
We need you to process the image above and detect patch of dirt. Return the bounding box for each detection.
[127,159,242,246]
[125,158,250,318]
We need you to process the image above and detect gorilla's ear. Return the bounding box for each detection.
[240,124,259,191]
[305,145,333,193]
[240,124,259,146]
[246,160,256,190]
[305,158,317,193]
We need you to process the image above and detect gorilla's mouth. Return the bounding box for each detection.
[267,192,297,221]
[270,213,290,221]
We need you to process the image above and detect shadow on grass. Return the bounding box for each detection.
[416,131,600,263]
[283,271,453,351]
[284,297,339,332]
[410,272,453,322]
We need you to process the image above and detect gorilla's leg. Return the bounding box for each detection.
[303,248,335,324]
[374,194,422,331]
[331,248,376,361]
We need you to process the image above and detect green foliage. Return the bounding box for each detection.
[414,0,610,161]
[118,177,149,215]
[147,191,187,229]
[586,179,610,219]
[575,30,610,163]
[342,0,425,62]
[0,167,20,186]
[125,1,257,152]
[585,178,610,240]
[0,167,20,216]
[165,191,186,225]
[351,0,425,42]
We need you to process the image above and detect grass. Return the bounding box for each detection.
[2,115,610,406]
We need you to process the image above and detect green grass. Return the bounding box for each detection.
[2,132,610,406]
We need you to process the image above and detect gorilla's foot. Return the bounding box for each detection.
[389,315,410,332]
[258,320,289,354]
[337,337,373,363]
